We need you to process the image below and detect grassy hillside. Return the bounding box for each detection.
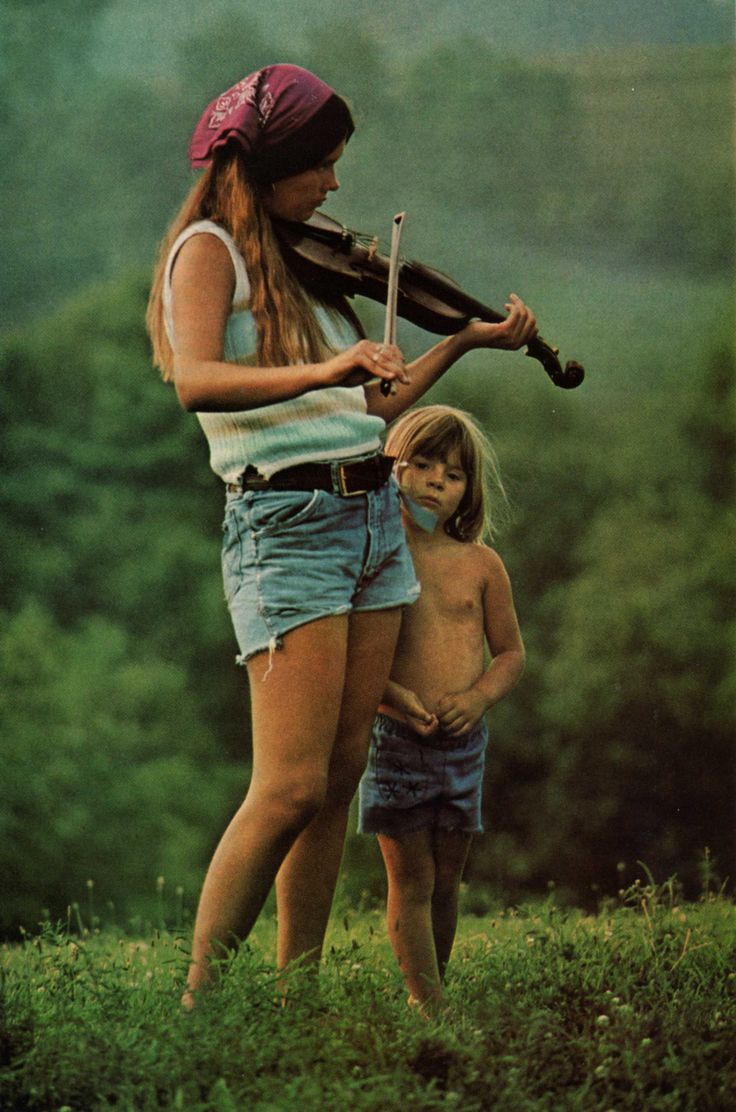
[2,882,734,1111]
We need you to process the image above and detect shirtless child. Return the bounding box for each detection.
[359,405,525,1012]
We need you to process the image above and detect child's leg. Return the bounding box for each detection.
[431,828,473,982]
[377,828,443,1009]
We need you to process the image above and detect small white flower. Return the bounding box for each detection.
[596,1014,610,1028]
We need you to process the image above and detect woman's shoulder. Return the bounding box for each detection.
[170,220,238,263]
[170,230,235,294]
[168,221,250,304]
[172,217,227,241]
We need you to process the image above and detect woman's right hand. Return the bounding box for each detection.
[321,340,410,390]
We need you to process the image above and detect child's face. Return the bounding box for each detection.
[398,448,468,529]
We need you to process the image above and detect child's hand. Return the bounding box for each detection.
[387,683,439,737]
[435,689,489,737]
[401,693,439,738]
[408,710,440,738]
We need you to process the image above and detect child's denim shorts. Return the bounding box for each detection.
[358,711,489,836]
[221,477,420,665]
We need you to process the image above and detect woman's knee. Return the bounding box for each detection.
[250,773,329,837]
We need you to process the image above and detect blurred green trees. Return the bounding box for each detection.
[1,9,733,930]
[0,603,240,933]
[0,279,246,933]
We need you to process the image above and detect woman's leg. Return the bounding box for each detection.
[431,828,473,982]
[185,615,350,1000]
[377,828,443,1010]
[275,607,402,970]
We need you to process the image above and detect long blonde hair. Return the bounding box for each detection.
[146,148,361,381]
[385,405,509,542]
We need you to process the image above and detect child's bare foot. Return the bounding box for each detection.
[407,992,446,1019]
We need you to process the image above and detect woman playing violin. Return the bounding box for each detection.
[146,63,537,1007]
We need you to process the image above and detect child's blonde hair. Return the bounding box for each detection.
[385,405,508,542]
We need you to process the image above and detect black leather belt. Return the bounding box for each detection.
[227,453,395,497]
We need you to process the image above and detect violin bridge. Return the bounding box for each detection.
[367,236,379,262]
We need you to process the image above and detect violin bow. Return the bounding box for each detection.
[380,212,406,396]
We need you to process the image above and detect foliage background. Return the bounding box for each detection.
[1,0,733,935]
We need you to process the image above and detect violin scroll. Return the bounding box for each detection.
[557,360,585,389]
[526,337,585,389]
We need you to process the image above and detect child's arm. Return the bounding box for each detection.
[436,548,525,737]
[382,680,439,737]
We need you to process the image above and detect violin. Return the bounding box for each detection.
[274,212,585,390]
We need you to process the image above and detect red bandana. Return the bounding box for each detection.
[188,64,353,181]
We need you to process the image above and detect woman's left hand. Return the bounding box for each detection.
[461,293,537,351]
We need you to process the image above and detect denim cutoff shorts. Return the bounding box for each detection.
[358,711,489,836]
[221,476,420,665]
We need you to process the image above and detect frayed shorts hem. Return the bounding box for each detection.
[233,592,415,665]
[352,589,420,614]
[234,605,353,666]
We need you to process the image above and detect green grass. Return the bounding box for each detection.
[2,878,734,1111]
